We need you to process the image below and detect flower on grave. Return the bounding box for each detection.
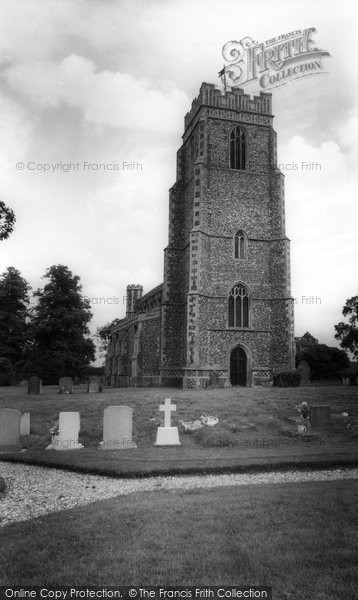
[49,421,59,436]
[200,414,219,426]
[296,401,310,420]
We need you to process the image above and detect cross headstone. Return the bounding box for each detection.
[0,409,21,451]
[59,377,73,394]
[310,405,331,428]
[20,411,30,436]
[154,398,181,446]
[46,411,83,450]
[27,376,42,395]
[101,406,137,450]
[160,397,176,427]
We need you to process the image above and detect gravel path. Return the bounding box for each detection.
[0,462,357,528]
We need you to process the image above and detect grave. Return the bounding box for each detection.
[100,406,137,449]
[0,408,21,451]
[59,377,73,394]
[297,360,311,385]
[154,398,181,446]
[310,405,331,428]
[27,376,42,395]
[87,378,102,393]
[20,411,30,436]
[46,411,83,450]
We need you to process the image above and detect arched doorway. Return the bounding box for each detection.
[230,346,247,386]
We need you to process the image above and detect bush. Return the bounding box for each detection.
[273,368,300,387]
[296,344,349,379]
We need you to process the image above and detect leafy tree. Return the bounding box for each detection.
[27,265,95,383]
[0,201,16,241]
[335,296,358,359]
[296,343,349,379]
[96,318,121,359]
[0,267,31,384]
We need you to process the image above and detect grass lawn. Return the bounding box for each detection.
[1,385,358,475]
[0,478,357,599]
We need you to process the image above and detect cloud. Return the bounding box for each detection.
[279,132,358,343]
[5,54,190,133]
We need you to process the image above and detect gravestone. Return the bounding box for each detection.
[298,360,311,385]
[101,406,137,449]
[27,376,42,395]
[46,411,83,450]
[59,377,73,394]
[310,405,331,428]
[20,411,30,436]
[0,409,21,451]
[209,370,220,387]
[154,398,181,446]
[87,378,102,393]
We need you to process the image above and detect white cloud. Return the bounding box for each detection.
[280,133,358,343]
[5,54,190,133]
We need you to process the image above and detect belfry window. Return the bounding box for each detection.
[228,284,249,327]
[234,230,247,259]
[230,127,246,170]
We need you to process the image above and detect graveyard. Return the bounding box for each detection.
[1,383,357,596]
[1,383,357,475]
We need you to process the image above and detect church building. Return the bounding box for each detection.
[105,82,295,388]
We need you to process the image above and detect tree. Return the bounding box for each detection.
[0,201,16,241]
[96,318,121,359]
[296,343,349,379]
[27,265,95,383]
[0,267,31,384]
[335,296,358,359]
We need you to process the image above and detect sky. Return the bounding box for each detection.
[0,0,357,361]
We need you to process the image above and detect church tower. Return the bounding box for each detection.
[160,82,295,388]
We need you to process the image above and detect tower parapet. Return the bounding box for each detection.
[126,284,143,316]
[184,83,272,133]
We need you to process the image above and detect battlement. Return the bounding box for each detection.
[126,284,143,316]
[184,82,272,131]
[135,283,163,313]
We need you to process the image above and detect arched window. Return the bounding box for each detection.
[234,230,247,259]
[228,284,249,327]
[230,127,246,170]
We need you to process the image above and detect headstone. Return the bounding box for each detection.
[59,377,73,394]
[209,370,220,387]
[154,398,181,446]
[46,411,83,450]
[20,411,30,436]
[310,405,331,428]
[87,378,102,393]
[100,406,137,449]
[298,360,311,385]
[27,376,42,395]
[0,409,21,451]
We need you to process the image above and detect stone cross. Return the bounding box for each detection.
[159,398,176,428]
[155,398,181,446]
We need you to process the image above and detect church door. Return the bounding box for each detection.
[230,346,247,386]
